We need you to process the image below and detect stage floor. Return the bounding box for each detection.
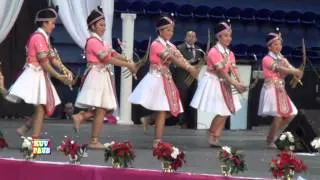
[0,119,319,179]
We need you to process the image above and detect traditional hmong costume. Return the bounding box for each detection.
[191,21,241,116]
[75,8,118,110]
[258,31,297,118]
[6,7,60,116]
[129,17,183,117]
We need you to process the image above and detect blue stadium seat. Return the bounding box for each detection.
[196,42,206,52]
[309,51,320,65]
[271,10,286,23]
[240,8,256,22]
[128,1,147,15]
[174,41,184,46]
[161,2,178,16]
[291,48,302,62]
[194,5,210,19]
[133,40,139,52]
[145,1,162,16]
[232,44,249,59]
[51,25,75,44]
[307,50,320,60]
[225,7,242,20]
[54,44,84,64]
[247,44,266,59]
[301,12,316,25]
[209,6,226,21]
[311,46,320,52]
[138,39,150,54]
[286,11,301,25]
[282,46,293,58]
[315,14,320,28]
[255,9,272,23]
[177,4,194,18]
[114,0,130,14]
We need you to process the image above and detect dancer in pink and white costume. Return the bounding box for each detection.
[258,28,301,148]
[75,7,138,149]
[191,21,247,147]
[5,7,72,138]
[129,16,198,147]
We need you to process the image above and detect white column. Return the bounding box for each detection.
[118,13,136,125]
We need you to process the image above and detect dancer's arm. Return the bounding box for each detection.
[0,72,8,96]
[265,57,302,77]
[39,60,70,85]
[88,39,137,75]
[50,50,73,81]
[218,71,247,93]
[165,49,199,79]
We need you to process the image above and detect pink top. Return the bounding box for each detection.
[26,30,50,65]
[262,53,292,79]
[85,33,118,64]
[207,44,236,74]
[149,37,177,65]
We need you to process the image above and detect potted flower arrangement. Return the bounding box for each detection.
[311,137,320,152]
[57,137,88,164]
[276,131,295,152]
[104,141,135,168]
[218,146,247,176]
[21,136,35,160]
[0,131,8,149]
[270,151,307,180]
[152,141,185,172]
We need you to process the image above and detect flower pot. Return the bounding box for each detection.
[220,165,232,176]
[69,160,80,165]
[282,169,294,180]
[112,158,122,168]
[162,161,174,173]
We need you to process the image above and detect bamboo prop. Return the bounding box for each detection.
[289,38,305,88]
[121,37,151,79]
[249,54,261,89]
[52,48,75,90]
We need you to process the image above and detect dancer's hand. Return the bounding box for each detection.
[293,69,303,79]
[0,71,4,90]
[127,62,138,79]
[234,83,248,94]
[66,71,73,82]
[58,74,72,86]
[188,66,200,79]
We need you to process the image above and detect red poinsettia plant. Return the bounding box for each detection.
[218,146,247,176]
[0,130,8,149]
[153,141,186,171]
[104,141,135,168]
[270,151,307,179]
[57,137,87,164]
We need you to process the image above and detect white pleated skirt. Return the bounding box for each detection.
[129,72,183,112]
[75,66,117,110]
[5,64,61,106]
[190,72,241,116]
[258,84,297,117]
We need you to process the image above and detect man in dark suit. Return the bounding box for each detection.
[174,31,203,129]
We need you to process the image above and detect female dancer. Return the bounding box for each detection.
[191,21,247,147]
[258,29,301,148]
[74,7,137,149]
[129,16,199,147]
[5,7,72,138]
